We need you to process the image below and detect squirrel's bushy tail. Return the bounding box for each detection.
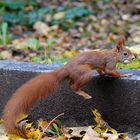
[2,67,68,134]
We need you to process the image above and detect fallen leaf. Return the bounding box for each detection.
[107,33,115,42]
[26,129,41,139]
[11,25,23,35]
[33,21,50,36]
[1,51,12,59]
[92,109,117,134]
[82,127,103,140]
[16,113,28,124]
[53,12,65,20]
[38,120,49,129]
[0,135,9,140]
[57,135,67,140]
[24,5,33,11]
[8,133,25,140]
[60,50,78,58]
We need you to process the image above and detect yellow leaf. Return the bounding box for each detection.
[60,50,78,58]
[38,120,49,129]
[26,129,41,139]
[25,123,33,129]
[57,135,67,140]
[92,109,117,134]
[92,109,102,125]
[107,33,115,42]
[0,119,4,124]
[16,113,28,124]
[109,128,118,134]
[8,134,25,140]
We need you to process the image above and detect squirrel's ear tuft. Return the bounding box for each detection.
[116,38,125,51]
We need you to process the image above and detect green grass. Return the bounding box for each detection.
[0,22,11,46]
[117,59,140,70]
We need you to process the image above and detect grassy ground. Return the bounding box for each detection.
[0,0,140,69]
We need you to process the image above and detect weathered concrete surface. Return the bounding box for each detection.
[0,60,140,134]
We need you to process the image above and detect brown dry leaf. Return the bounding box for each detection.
[1,51,12,59]
[61,126,73,138]
[82,126,103,140]
[102,133,131,140]
[11,25,24,35]
[101,133,119,140]
[57,135,67,140]
[66,127,87,138]
[53,12,65,20]
[24,5,33,11]
[12,39,28,49]
[117,133,132,140]
[33,21,50,36]
[38,120,49,129]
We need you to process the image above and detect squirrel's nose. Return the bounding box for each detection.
[132,55,135,60]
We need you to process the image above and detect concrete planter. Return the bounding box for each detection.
[0,60,140,134]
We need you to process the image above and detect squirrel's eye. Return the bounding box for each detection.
[123,52,128,56]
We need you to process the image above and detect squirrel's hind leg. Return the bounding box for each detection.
[69,65,93,99]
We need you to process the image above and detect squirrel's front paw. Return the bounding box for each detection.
[120,73,133,77]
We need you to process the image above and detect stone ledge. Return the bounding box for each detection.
[0,60,140,134]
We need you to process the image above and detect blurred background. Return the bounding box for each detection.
[0,0,140,69]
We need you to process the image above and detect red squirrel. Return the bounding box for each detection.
[2,38,135,136]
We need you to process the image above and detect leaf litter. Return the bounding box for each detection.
[0,109,136,140]
[1,0,140,67]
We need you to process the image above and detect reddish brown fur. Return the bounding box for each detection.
[2,39,135,137]
[117,38,125,47]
